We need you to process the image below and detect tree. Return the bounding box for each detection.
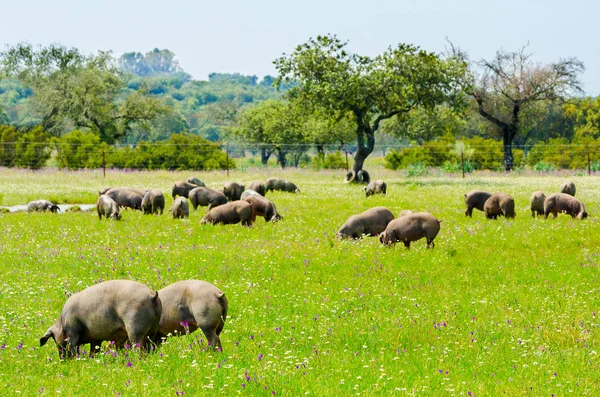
[275,34,469,179]
[232,100,307,167]
[119,48,191,81]
[0,43,171,143]
[470,46,584,170]
[381,105,466,144]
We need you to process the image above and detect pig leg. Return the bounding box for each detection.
[427,239,435,249]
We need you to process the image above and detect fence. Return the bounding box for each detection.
[1,141,600,177]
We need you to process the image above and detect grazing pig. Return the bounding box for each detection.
[265,177,300,193]
[560,180,576,196]
[483,193,516,219]
[364,180,386,197]
[99,187,112,195]
[187,177,206,187]
[27,200,60,213]
[249,181,266,197]
[464,190,492,217]
[201,201,253,227]
[530,191,546,218]
[240,189,261,200]
[243,194,282,222]
[97,194,122,220]
[142,189,165,215]
[157,280,228,350]
[104,188,143,210]
[188,187,228,211]
[399,210,414,217]
[39,280,162,359]
[172,181,199,199]
[171,197,189,219]
[223,182,245,201]
[380,212,441,249]
[544,193,587,219]
[336,207,395,239]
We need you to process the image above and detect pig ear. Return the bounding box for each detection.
[40,328,54,346]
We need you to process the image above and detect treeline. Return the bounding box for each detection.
[384,134,600,172]
[0,126,233,170]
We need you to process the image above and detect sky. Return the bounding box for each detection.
[1,0,598,95]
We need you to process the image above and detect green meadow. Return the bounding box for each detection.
[0,167,599,396]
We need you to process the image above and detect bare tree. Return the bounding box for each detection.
[472,46,584,170]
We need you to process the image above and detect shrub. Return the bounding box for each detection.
[406,162,429,177]
[323,151,346,169]
[13,126,51,169]
[54,130,103,169]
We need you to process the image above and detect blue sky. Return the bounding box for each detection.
[2,0,598,95]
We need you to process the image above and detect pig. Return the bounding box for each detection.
[249,181,266,197]
[379,212,441,249]
[240,189,261,200]
[157,280,228,351]
[398,210,414,217]
[97,194,121,220]
[200,201,253,227]
[187,177,206,187]
[172,181,200,199]
[223,182,245,201]
[171,197,189,219]
[27,200,60,213]
[265,177,300,193]
[142,189,165,215]
[530,191,546,218]
[39,280,162,359]
[365,180,386,197]
[544,193,587,219]
[464,190,492,217]
[336,207,395,239]
[560,180,576,196]
[104,188,143,210]
[188,187,228,211]
[243,194,282,222]
[483,193,516,219]
[100,187,146,197]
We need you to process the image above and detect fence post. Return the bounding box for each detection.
[461,152,465,179]
[588,150,591,176]
[345,151,349,172]
[226,142,229,178]
[102,146,106,178]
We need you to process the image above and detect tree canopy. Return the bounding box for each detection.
[274,34,470,177]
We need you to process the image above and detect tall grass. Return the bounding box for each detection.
[0,167,598,395]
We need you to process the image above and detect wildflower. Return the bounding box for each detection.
[258,354,263,361]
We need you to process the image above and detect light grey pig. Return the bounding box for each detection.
[379,212,441,249]
[171,197,189,219]
[544,193,587,219]
[463,190,492,217]
[27,200,60,213]
[530,191,546,218]
[336,207,395,239]
[97,194,121,220]
[188,187,228,211]
[483,193,516,219]
[560,180,576,196]
[142,189,165,215]
[364,180,386,197]
[200,201,253,226]
[157,280,228,351]
[40,280,161,359]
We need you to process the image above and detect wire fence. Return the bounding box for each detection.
[1,141,600,177]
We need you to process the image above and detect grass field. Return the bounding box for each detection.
[0,166,599,396]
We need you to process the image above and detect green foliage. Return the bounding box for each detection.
[119,48,191,80]
[322,151,346,169]
[0,124,18,166]
[53,130,103,169]
[405,161,429,177]
[532,161,556,172]
[108,133,234,171]
[12,126,51,169]
[526,137,599,169]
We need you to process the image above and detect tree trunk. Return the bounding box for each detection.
[260,147,271,166]
[316,143,324,158]
[276,147,287,169]
[352,122,374,174]
[503,131,514,171]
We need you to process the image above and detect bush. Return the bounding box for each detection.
[323,151,346,169]
[13,126,51,169]
[442,160,473,174]
[54,130,103,169]
[532,161,556,172]
[406,162,429,177]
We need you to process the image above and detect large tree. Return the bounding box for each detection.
[274,34,469,179]
[470,46,584,170]
[0,43,170,143]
